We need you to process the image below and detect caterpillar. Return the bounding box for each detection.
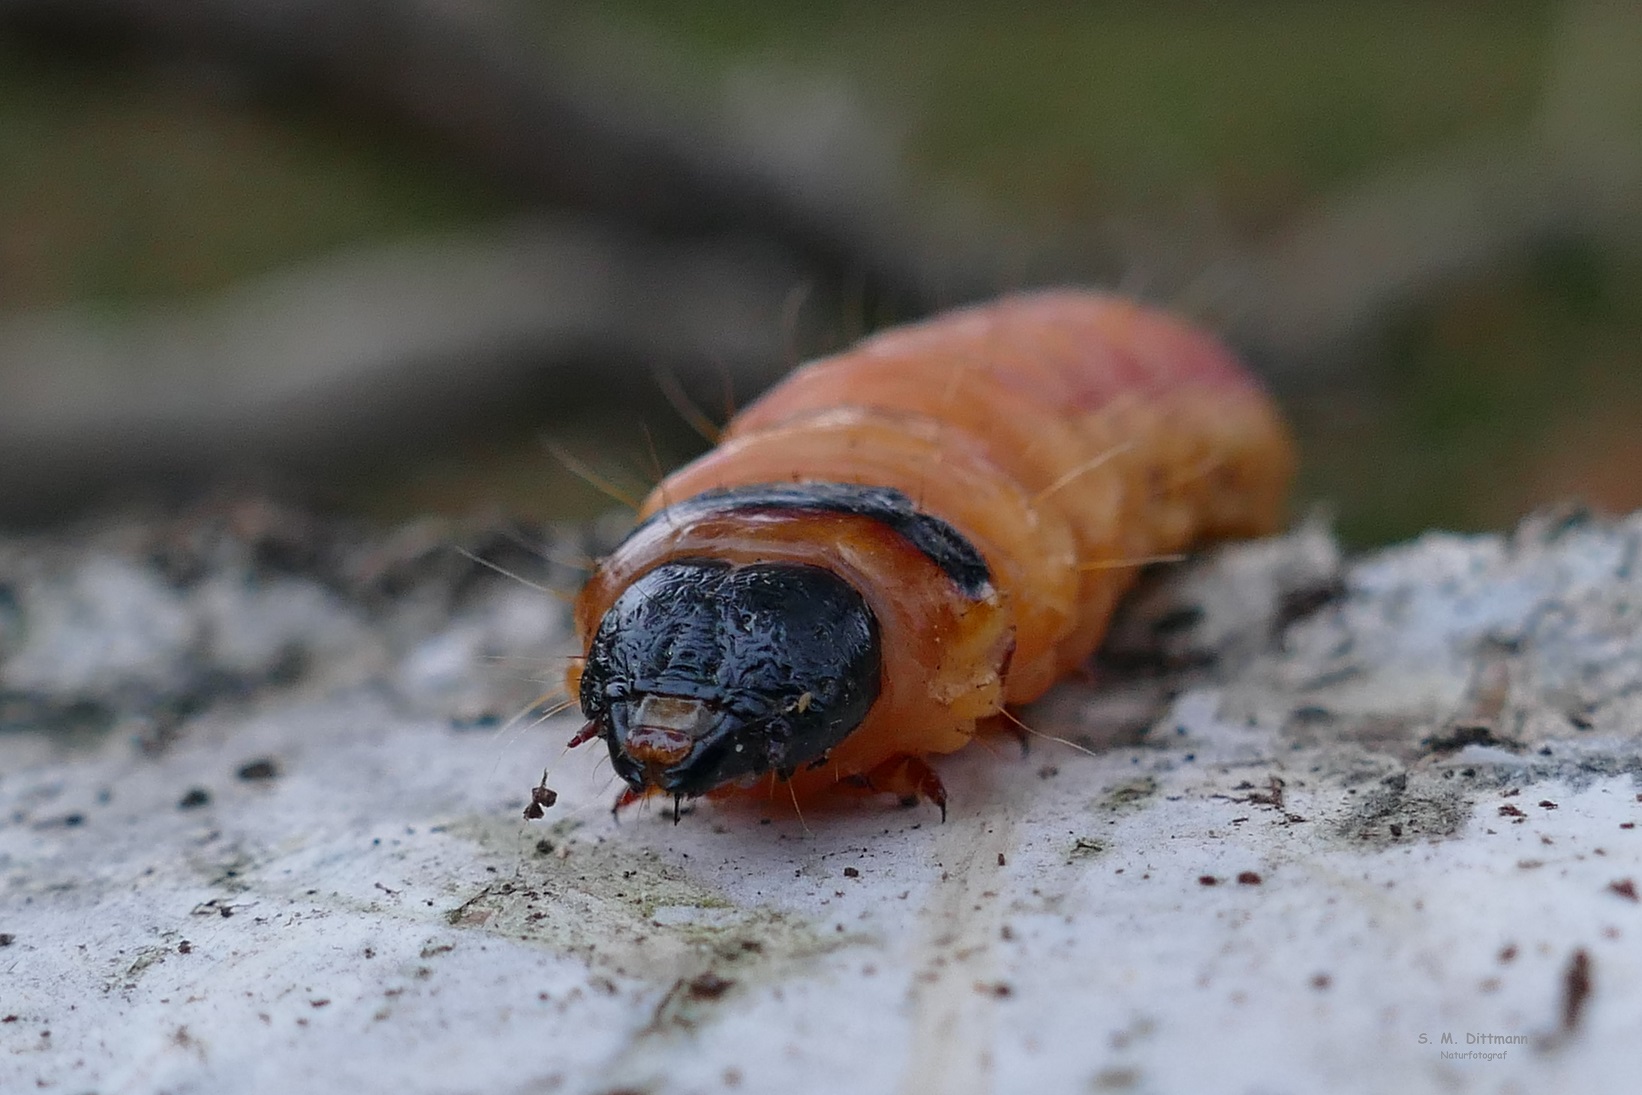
[562,289,1294,816]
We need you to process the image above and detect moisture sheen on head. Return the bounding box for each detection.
[578,558,882,797]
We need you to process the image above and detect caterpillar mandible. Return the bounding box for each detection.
[563,289,1295,815]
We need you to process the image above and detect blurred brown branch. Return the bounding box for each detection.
[0,218,813,514]
[0,0,1000,309]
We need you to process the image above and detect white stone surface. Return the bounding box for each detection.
[3,506,1640,1094]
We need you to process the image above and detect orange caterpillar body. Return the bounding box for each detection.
[568,290,1294,809]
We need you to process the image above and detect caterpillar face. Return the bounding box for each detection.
[578,559,882,798]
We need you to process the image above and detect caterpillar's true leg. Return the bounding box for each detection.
[611,786,648,818]
[862,755,949,822]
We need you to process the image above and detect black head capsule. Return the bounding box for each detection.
[578,559,882,799]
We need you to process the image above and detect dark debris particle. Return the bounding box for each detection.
[1499,804,1526,818]
[1,1016,15,1023]
[686,973,735,1001]
[523,772,558,820]
[843,867,859,878]
[236,758,280,782]
[1561,949,1593,1033]
[177,941,192,954]
[1198,875,1219,887]
[1607,879,1638,902]
[0,934,13,947]
[997,853,1007,867]
[1070,837,1105,858]
[177,787,211,810]
[1235,776,1287,809]
[534,839,556,856]
[1310,973,1332,990]
[1499,944,1518,963]
[1151,606,1204,636]
[1236,871,1262,886]
[975,981,1014,997]
[1421,723,1520,755]
[1092,1068,1140,1091]
[1274,577,1345,630]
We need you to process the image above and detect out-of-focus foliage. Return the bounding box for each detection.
[0,0,1636,543]
[0,41,503,309]
[586,1,1552,233]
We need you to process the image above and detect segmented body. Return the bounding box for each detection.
[570,290,1294,803]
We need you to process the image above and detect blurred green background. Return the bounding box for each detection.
[1,0,1637,544]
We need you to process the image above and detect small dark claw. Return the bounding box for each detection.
[866,754,948,821]
[902,756,948,822]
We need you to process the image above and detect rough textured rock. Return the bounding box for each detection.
[3,501,1639,1094]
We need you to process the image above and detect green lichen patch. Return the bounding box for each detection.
[1330,772,1472,848]
[441,815,859,994]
